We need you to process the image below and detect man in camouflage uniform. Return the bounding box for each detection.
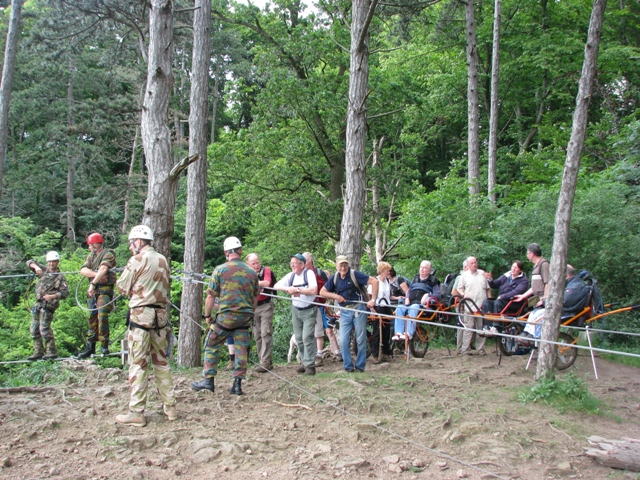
[192,236,258,396]
[115,225,176,427]
[78,232,117,358]
[26,251,69,360]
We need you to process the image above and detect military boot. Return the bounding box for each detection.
[101,340,110,356]
[27,338,44,361]
[76,341,96,359]
[42,338,58,360]
[115,411,146,427]
[229,377,243,395]
[191,377,215,392]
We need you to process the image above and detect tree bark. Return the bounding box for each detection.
[122,126,140,233]
[66,57,77,242]
[371,137,384,263]
[465,0,480,198]
[140,0,176,260]
[487,0,501,204]
[210,57,221,145]
[0,0,24,200]
[178,0,210,368]
[337,0,378,271]
[585,436,640,472]
[535,0,607,381]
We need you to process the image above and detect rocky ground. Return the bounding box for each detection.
[1,346,639,480]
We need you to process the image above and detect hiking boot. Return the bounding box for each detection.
[163,404,177,421]
[191,377,215,393]
[370,355,381,364]
[314,355,324,367]
[229,377,243,395]
[304,366,316,375]
[27,339,44,361]
[254,364,270,373]
[76,341,96,359]
[296,365,306,374]
[101,340,110,356]
[42,338,58,360]
[115,411,146,427]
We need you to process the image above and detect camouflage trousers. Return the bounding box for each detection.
[203,314,252,379]
[30,304,55,341]
[127,325,175,413]
[86,290,113,343]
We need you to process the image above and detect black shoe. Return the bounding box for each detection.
[191,377,215,392]
[76,342,96,359]
[304,366,316,375]
[101,341,109,356]
[296,365,306,374]
[229,377,243,395]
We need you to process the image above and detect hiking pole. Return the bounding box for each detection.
[585,325,599,379]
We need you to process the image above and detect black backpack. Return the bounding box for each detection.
[579,270,605,314]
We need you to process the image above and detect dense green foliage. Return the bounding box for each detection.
[518,372,603,414]
[0,0,639,362]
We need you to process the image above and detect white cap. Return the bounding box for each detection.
[46,251,60,262]
[223,236,242,252]
[129,225,154,241]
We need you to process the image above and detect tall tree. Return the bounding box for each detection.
[338,0,379,269]
[0,0,24,200]
[464,0,480,197]
[65,57,77,241]
[179,0,210,367]
[487,0,501,203]
[536,0,608,380]
[140,0,196,258]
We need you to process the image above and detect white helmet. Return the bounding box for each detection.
[223,236,242,252]
[129,225,154,241]
[46,251,60,262]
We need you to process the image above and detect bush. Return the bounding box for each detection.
[518,372,603,414]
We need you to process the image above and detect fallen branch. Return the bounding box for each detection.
[547,421,573,441]
[0,386,57,393]
[272,400,312,411]
[585,436,640,472]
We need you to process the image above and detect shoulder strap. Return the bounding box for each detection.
[288,272,295,286]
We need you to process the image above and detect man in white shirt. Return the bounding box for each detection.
[456,257,490,355]
[273,254,318,375]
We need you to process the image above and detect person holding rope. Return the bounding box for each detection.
[115,225,176,427]
[25,251,69,361]
[320,255,378,373]
[77,232,117,358]
[369,261,394,363]
[456,257,490,356]
[246,253,276,373]
[192,237,258,395]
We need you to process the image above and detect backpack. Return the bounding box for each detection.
[260,267,277,293]
[443,273,460,297]
[288,269,324,302]
[332,269,370,302]
[578,270,605,314]
[562,275,590,317]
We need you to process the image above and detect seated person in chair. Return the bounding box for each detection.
[481,260,529,333]
[392,260,441,341]
[520,265,589,342]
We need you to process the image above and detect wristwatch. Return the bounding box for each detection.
[296,287,301,294]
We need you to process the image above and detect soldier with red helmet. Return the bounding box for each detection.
[77,232,117,358]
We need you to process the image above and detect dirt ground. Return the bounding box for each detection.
[1,345,639,480]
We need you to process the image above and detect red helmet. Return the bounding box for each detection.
[86,232,104,245]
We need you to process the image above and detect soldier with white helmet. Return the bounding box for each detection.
[115,225,176,427]
[25,251,69,360]
[192,236,259,396]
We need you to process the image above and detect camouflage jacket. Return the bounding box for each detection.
[26,260,69,311]
[116,246,171,308]
[209,259,258,316]
[83,248,117,285]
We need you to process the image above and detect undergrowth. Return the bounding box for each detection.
[0,361,77,387]
[518,372,603,414]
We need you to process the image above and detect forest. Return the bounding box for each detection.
[0,0,639,363]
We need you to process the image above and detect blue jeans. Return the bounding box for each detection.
[340,303,368,371]
[394,304,421,338]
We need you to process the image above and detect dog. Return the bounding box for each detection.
[287,334,302,364]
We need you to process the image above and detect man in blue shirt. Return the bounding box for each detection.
[320,255,378,372]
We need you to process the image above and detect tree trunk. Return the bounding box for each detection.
[122,126,140,233]
[178,0,210,368]
[66,57,77,242]
[465,0,480,198]
[371,137,384,263]
[0,0,24,200]
[585,436,640,472]
[140,0,176,260]
[210,58,220,144]
[487,0,501,204]
[535,0,607,381]
[338,0,378,270]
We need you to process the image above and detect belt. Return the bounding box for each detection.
[294,304,315,311]
[257,298,271,306]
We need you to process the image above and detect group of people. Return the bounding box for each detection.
[28,234,575,428]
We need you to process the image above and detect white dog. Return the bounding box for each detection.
[287,334,302,364]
